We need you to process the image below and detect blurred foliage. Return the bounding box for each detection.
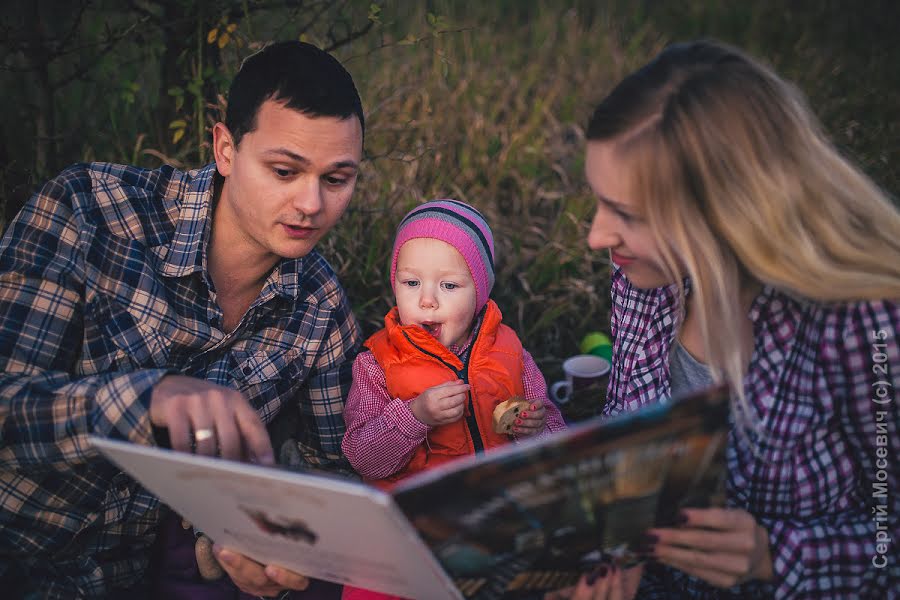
[2,0,898,393]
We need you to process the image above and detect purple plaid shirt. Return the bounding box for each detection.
[605,266,899,599]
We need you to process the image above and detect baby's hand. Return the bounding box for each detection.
[409,380,470,426]
[513,400,547,438]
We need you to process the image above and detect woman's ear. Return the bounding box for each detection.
[212,122,236,177]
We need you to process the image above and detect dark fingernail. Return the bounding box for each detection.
[586,565,608,585]
[640,532,659,544]
[520,412,528,418]
[531,404,537,410]
[634,532,658,554]
[515,418,522,425]
[676,511,689,525]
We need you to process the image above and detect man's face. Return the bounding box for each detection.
[213,99,363,262]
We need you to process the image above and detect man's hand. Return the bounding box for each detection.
[408,380,470,426]
[149,375,274,465]
[214,545,309,596]
[647,507,774,588]
[513,399,547,437]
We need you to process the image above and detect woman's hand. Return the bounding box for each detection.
[213,545,309,596]
[544,563,643,600]
[514,399,547,437]
[647,508,774,588]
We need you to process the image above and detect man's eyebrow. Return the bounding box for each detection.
[332,159,359,170]
[264,148,309,164]
[263,148,359,170]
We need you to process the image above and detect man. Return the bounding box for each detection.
[0,41,363,598]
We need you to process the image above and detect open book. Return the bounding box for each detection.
[91,385,729,599]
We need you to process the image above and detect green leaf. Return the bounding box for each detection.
[172,128,185,144]
[168,119,187,129]
[368,3,382,24]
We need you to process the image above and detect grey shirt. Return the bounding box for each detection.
[669,339,714,398]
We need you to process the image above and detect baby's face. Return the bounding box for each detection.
[394,238,477,349]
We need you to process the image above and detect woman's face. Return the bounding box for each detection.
[585,141,673,289]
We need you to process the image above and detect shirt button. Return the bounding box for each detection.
[242,366,252,375]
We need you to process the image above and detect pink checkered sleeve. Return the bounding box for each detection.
[522,349,567,435]
[341,352,431,480]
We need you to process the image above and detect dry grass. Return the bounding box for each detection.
[316,1,898,392]
[319,7,634,382]
[3,1,895,402]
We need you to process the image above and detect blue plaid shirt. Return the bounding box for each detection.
[0,162,361,597]
[605,266,899,599]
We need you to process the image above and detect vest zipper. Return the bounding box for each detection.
[400,326,486,454]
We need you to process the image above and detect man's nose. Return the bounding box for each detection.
[292,177,324,216]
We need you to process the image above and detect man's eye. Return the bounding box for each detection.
[273,168,293,178]
[324,175,348,186]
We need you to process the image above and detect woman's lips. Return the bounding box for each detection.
[611,251,636,267]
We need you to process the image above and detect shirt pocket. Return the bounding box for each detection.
[85,294,172,372]
[229,348,305,390]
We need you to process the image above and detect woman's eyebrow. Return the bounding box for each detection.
[598,193,636,214]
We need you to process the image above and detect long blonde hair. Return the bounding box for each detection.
[587,40,900,426]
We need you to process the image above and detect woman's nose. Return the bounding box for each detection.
[587,208,619,251]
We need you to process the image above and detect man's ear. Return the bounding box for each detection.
[212,122,236,177]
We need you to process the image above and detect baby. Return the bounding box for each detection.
[342,197,567,472]
[341,199,567,598]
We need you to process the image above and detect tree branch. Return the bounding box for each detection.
[51,18,147,89]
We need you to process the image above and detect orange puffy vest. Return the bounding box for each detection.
[364,300,526,487]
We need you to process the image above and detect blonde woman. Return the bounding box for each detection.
[557,40,899,599]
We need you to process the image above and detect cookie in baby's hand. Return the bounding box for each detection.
[492,397,530,435]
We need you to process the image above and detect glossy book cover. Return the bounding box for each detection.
[391,386,730,599]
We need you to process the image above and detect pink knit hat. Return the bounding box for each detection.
[390,199,495,313]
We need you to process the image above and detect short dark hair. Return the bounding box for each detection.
[225,41,364,147]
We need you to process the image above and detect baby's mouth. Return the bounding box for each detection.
[421,322,442,338]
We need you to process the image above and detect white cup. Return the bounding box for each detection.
[549,354,611,404]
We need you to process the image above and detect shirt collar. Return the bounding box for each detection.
[153,163,216,279]
[152,163,308,300]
